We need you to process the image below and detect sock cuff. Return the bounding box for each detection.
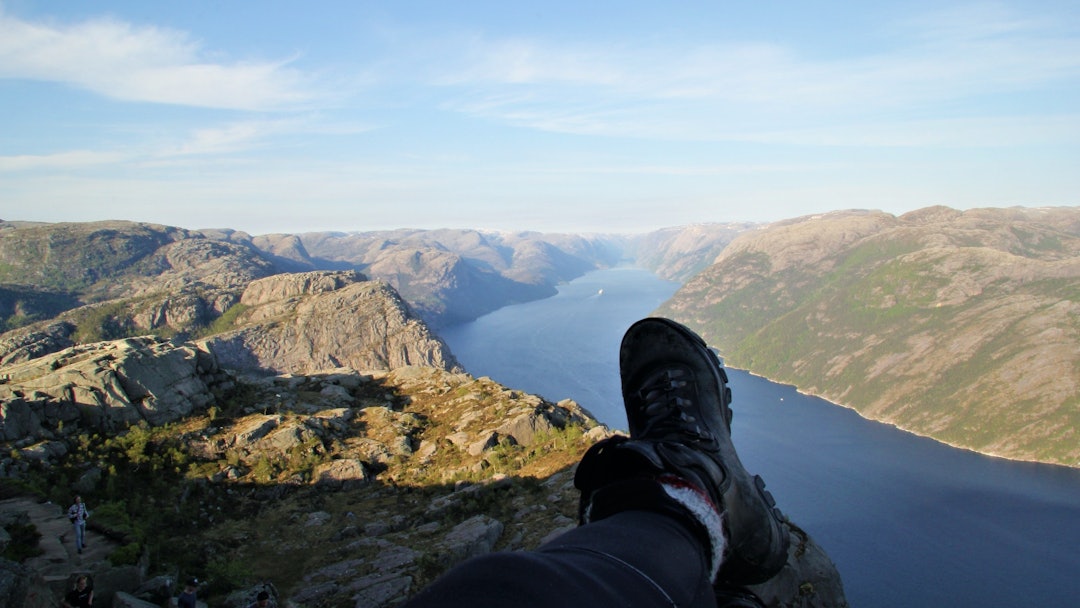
[581,474,727,582]
[657,474,726,581]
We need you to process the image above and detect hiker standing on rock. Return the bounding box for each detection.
[66,495,90,555]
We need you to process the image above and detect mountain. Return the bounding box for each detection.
[658,206,1080,468]
[0,220,277,339]
[627,222,754,282]
[0,221,628,334]
[200,270,459,374]
[289,229,624,327]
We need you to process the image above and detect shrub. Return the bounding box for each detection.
[202,303,249,337]
[205,555,253,596]
[109,542,143,566]
[2,522,43,562]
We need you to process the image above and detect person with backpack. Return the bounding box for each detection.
[66,494,90,555]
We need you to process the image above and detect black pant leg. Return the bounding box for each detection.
[401,510,716,608]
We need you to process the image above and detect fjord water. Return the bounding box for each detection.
[439,267,1080,608]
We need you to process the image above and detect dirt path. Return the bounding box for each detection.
[1,497,118,586]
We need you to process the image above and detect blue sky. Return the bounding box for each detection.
[1,1,1078,235]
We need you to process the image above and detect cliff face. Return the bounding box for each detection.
[200,271,460,374]
[659,206,1080,467]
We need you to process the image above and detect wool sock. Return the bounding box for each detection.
[581,474,728,581]
[656,474,726,581]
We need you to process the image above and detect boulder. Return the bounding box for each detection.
[133,575,175,605]
[0,558,55,608]
[437,515,504,565]
[495,411,555,447]
[0,337,219,442]
[88,565,145,607]
[311,459,371,489]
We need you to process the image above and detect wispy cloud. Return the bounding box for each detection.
[423,4,1080,143]
[0,150,127,171]
[733,114,1080,147]
[0,9,320,110]
[0,116,377,172]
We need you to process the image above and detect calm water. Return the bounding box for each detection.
[439,267,1080,608]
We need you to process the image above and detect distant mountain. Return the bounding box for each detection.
[0,221,627,340]
[289,229,624,327]
[627,222,755,282]
[658,206,1080,468]
[0,220,280,354]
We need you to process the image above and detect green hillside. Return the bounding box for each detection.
[659,206,1080,467]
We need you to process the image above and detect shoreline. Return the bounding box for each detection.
[734,367,1080,472]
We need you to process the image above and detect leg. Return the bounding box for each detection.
[403,510,716,608]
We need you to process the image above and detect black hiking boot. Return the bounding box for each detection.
[576,317,789,585]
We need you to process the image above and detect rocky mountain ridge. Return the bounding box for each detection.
[659,206,1080,468]
[0,220,747,337]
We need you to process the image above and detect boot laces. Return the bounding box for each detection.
[637,368,710,442]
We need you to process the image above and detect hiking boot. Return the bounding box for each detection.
[580,317,790,585]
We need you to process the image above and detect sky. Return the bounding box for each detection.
[1,1,1079,235]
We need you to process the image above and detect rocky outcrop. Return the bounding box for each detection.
[200,272,460,374]
[0,356,845,608]
[0,323,76,366]
[750,522,848,608]
[0,558,55,608]
[237,270,366,306]
[0,337,220,447]
[0,221,281,350]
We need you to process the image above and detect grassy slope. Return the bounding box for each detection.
[659,208,1080,467]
